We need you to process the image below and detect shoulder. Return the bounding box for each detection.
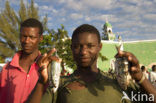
[99,70,116,82]
[0,62,11,86]
[60,74,76,86]
[98,70,121,88]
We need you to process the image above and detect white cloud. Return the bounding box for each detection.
[84,14,118,23]
[144,14,156,21]
[85,16,91,21]
[61,18,66,22]
[70,13,83,20]
[48,17,52,21]
[58,0,118,11]
[42,5,49,10]
[83,0,117,10]
[1,0,156,40]
[58,0,65,3]
[66,0,84,11]
[40,5,58,14]
[34,3,39,8]
[52,9,58,13]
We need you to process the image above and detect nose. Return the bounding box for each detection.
[24,37,30,43]
[80,46,88,55]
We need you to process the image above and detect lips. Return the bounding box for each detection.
[80,57,90,62]
[23,45,32,50]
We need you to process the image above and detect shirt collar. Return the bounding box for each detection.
[10,50,41,68]
[10,51,22,68]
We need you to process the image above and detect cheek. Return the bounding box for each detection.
[20,37,24,42]
[72,48,80,55]
[33,40,40,45]
[91,49,100,58]
[72,50,79,60]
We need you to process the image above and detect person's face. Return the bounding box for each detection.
[20,27,42,54]
[71,32,102,68]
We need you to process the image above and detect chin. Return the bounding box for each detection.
[23,50,33,55]
[79,64,90,68]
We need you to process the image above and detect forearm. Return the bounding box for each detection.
[26,82,45,103]
[131,71,156,102]
[139,78,156,103]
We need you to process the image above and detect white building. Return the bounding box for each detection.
[103,21,115,41]
[0,63,5,72]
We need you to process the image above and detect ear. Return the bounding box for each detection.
[39,35,43,42]
[99,43,102,51]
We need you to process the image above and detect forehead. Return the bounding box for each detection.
[20,27,40,36]
[72,32,99,44]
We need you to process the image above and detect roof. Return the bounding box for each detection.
[104,21,112,28]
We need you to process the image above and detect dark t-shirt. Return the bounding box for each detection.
[41,70,132,103]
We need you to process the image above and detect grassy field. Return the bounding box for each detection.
[98,40,156,71]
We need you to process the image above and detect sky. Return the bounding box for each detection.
[0,0,156,41]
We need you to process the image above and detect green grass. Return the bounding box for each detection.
[98,40,156,71]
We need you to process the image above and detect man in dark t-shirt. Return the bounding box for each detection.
[27,24,156,103]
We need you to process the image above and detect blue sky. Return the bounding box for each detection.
[0,0,156,41]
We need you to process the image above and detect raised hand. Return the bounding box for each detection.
[115,45,143,81]
[37,48,62,84]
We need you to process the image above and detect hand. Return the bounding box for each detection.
[37,48,62,84]
[115,46,143,81]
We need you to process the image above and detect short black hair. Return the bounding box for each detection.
[72,24,101,43]
[152,65,156,71]
[20,18,43,35]
[141,66,146,71]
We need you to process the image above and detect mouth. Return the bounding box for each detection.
[80,58,90,62]
[23,46,32,50]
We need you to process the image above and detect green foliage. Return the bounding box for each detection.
[0,56,5,63]
[39,25,77,70]
[0,0,47,60]
[99,52,108,61]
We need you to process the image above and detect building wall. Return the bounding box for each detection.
[0,63,5,72]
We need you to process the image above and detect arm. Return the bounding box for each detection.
[26,82,45,103]
[115,46,156,102]
[26,48,61,103]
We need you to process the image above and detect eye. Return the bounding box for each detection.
[21,35,27,39]
[87,44,95,48]
[29,36,37,39]
[73,44,80,49]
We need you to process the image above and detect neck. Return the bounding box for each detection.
[74,64,99,82]
[77,62,98,73]
[20,49,39,62]
[77,66,98,73]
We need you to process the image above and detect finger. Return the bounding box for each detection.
[116,51,139,66]
[129,66,140,74]
[41,53,48,62]
[38,51,41,55]
[125,53,139,66]
[38,53,47,66]
[38,65,46,73]
[47,48,56,57]
[48,56,62,62]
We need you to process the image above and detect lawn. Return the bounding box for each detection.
[98,40,156,71]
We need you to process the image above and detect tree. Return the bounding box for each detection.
[0,0,47,60]
[0,56,5,63]
[39,25,76,72]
